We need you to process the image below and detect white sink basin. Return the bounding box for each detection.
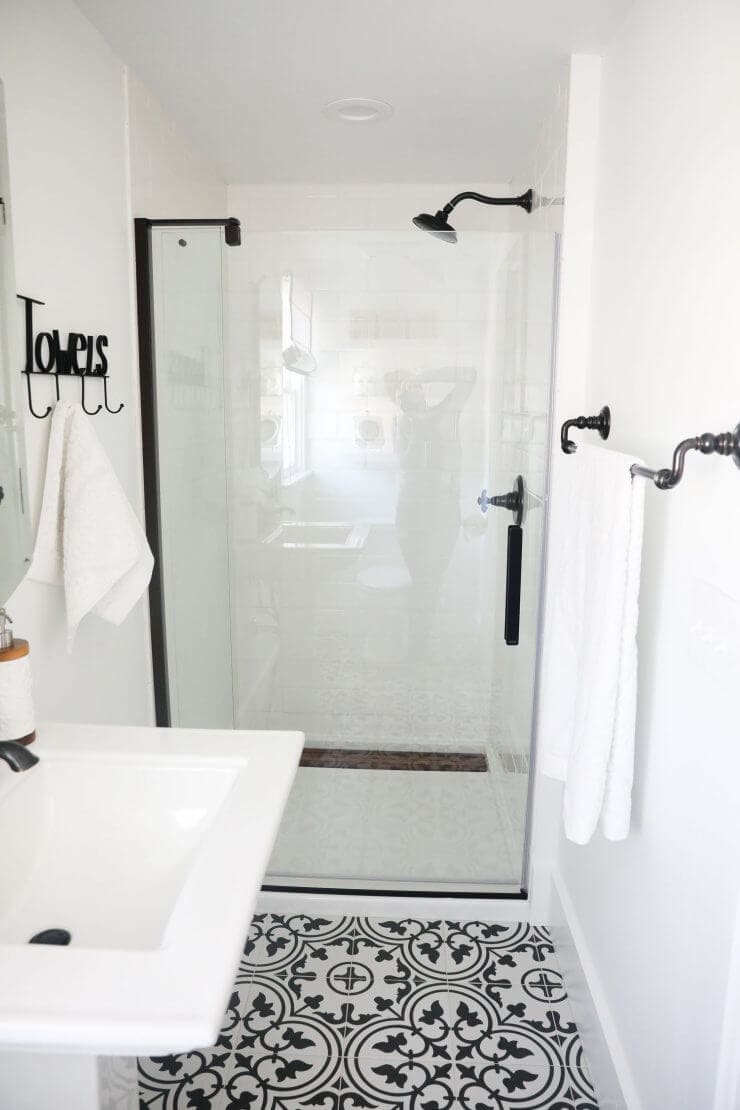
[0,723,303,1055]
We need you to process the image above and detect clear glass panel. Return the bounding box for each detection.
[150,226,556,893]
[150,227,234,728]
[224,230,557,894]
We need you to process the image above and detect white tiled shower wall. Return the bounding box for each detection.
[224,174,562,774]
[226,227,508,757]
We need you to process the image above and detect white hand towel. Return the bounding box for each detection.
[538,443,645,844]
[28,401,153,649]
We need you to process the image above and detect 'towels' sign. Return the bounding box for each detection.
[18,294,109,376]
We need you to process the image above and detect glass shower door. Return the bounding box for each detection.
[143,223,556,895]
[225,229,557,895]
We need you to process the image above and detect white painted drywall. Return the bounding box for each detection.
[127,68,226,218]
[550,3,740,1106]
[75,0,632,184]
[0,0,225,725]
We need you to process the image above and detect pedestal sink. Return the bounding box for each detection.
[0,722,303,1108]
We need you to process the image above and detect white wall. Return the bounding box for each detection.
[0,0,225,724]
[127,69,226,218]
[550,4,740,1107]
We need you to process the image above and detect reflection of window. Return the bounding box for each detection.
[281,367,309,484]
[281,272,316,375]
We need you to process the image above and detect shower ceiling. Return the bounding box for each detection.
[77,0,631,183]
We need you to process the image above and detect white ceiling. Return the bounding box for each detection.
[77,0,631,184]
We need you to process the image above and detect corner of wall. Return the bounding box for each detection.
[550,872,638,1110]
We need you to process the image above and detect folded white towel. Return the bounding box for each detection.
[28,401,153,649]
[538,443,645,844]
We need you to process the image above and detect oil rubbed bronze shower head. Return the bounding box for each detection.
[412,209,458,243]
[413,188,534,243]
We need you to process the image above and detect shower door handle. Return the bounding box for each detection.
[477,476,525,646]
[504,524,522,646]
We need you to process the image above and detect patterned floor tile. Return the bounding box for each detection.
[140,1047,345,1109]
[138,915,598,1109]
[456,1064,597,1109]
[350,917,450,981]
[443,922,557,982]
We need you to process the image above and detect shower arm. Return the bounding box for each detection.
[442,189,534,216]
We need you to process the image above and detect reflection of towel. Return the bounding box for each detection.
[28,402,153,649]
[539,444,645,844]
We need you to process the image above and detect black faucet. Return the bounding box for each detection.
[0,741,39,772]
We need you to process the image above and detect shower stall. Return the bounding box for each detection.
[136,218,557,898]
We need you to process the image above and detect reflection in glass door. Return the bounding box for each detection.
[141,226,557,896]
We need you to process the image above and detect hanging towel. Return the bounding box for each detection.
[28,401,153,649]
[538,443,645,844]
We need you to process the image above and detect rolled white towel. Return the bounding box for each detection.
[28,401,153,649]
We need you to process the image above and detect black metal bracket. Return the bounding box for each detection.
[561,406,611,454]
[137,217,241,246]
[631,424,740,489]
[478,475,525,526]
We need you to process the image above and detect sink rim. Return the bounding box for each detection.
[0,722,303,1055]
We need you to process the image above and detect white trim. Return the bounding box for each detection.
[713,893,740,1110]
[257,889,532,923]
[551,873,637,1110]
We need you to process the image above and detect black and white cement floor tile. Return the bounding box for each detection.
[138,914,598,1110]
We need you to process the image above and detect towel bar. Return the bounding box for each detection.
[629,426,740,489]
[562,406,740,490]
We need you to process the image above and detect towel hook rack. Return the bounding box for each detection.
[17,292,124,419]
[561,406,610,454]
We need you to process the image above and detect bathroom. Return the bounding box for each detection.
[0,0,737,1106]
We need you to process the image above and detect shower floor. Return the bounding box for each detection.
[266,764,528,891]
[138,912,598,1108]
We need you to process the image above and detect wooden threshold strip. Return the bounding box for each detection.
[299,748,488,772]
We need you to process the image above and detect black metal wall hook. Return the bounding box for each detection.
[561,406,611,454]
[23,370,124,419]
[22,371,52,420]
[102,376,124,414]
[80,374,102,416]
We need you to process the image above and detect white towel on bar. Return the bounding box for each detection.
[538,443,646,844]
[28,401,153,649]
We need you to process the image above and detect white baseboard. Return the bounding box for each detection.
[257,889,532,922]
[551,873,638,1110]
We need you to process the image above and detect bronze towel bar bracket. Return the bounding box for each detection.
[560,406,611,454]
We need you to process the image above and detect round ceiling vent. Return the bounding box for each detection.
[322,97,394,124]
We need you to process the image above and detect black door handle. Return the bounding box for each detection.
[504,524,523,646]
[476,474,525,646]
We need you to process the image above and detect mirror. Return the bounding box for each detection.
[0,81,31,602]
